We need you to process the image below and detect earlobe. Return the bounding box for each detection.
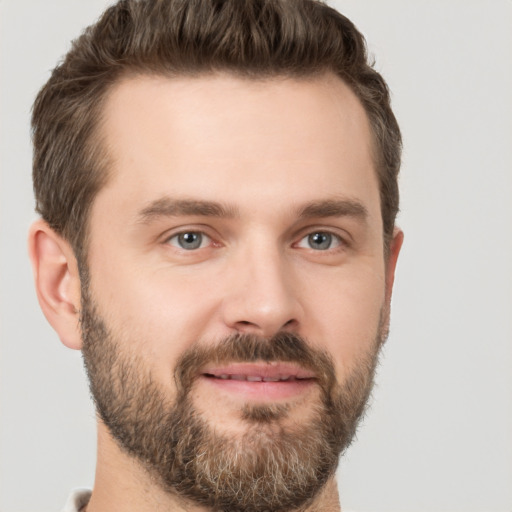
[28,220,83,350]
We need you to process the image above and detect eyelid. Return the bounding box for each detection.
[166,232,212,250]
[293,226,351,248]
[295,231,344,251]
[161,225,218,247]
[159,224,351,252]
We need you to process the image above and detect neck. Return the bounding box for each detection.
[85,423,342,512]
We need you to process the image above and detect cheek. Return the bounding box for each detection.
[87,257,222,384]
[301,262,386,376]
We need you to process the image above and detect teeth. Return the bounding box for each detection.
[262,376,280,382]
[219,374,229,380]
[231,375,246,381]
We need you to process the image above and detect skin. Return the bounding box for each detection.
[29,72,403,512]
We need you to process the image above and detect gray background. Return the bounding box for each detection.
[1,1,511,511]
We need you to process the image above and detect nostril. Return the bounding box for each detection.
[234,320,257,332]
[232,318,299,336]
[282,319,299,331]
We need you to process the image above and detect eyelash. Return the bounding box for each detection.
[165,231,214,251]
[294,231,345,252]
[164,228,348,253]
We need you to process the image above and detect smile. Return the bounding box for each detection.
[199,363,317,401]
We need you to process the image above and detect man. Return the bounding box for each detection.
[28,0,403,511]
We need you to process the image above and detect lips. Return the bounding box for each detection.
[201,363,316,382]
[198,362,316,401]
[206,374,306,382]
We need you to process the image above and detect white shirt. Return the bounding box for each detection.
[61,488,353,511]
[61,489,91,512]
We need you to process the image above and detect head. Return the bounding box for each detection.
[29,1,403,511]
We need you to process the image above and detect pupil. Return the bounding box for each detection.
[309,232,331,250]
[179,232,201,249]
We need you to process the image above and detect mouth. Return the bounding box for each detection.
[205,374,309,382]
[199,362,316,401]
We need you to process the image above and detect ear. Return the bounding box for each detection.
[385,227,404,306]
[28,219,83,350]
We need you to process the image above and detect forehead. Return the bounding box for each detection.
[94,72,380,225]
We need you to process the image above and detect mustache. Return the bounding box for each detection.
[173,332,337,396]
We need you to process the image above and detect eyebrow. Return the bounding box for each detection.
[137,196,368,224]
[297,198,368,221]
[137,197,239,223]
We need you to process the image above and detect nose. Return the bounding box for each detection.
[220,242,302,338]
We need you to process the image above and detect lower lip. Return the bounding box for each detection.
[199,375,316,401]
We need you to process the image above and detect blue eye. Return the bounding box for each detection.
[167,232,210,250]
[297,232,341,251]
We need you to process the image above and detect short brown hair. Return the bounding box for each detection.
[32,0,401,262]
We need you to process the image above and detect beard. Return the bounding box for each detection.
[80,286,384,512]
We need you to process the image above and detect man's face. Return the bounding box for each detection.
[81,73,400,510]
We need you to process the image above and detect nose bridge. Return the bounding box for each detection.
[221,232,300,336]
